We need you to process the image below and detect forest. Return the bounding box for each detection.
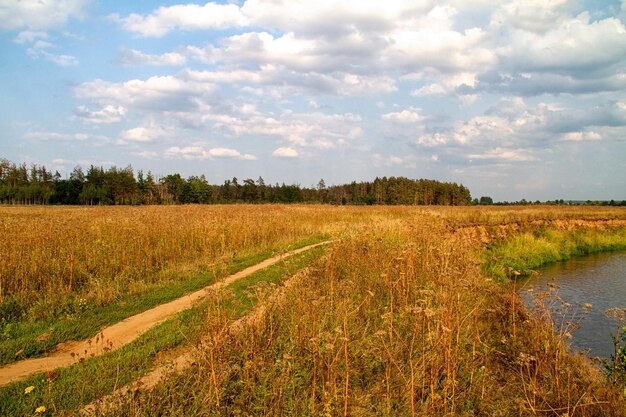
[0,159,472,206]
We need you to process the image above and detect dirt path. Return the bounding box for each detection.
[0,241,329,386]
[82,267,310,415]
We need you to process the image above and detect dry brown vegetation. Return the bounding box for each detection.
[2,205,626,416]
[0,205,357,314]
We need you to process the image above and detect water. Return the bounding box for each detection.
[517,251,626,359]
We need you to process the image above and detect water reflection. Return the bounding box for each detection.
[517,252,626,359]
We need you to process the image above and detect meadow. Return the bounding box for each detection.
[1,205,626,416]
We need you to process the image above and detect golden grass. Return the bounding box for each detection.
[0,205,353,312]
[96,206,626,416]
[2,205,626,415]
[2,205,625,314]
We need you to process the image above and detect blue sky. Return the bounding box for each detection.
[1,0,625,201]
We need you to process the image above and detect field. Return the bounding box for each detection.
[1,205,626,416]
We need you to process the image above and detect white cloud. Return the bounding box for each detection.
[75,75,216,109]
[63,0,626,193]
[186,32,398,96]
[134,151,159,159]
[75,105,127,124]
[500,13,626,75]
[382,107,423,123]
[122,127,161,143]
[13,31,48,44]
[14,29,79,67]
[208,147,242,158]
[0,0,88,30]
[165,146,256,160]
[492,0,576,34]
[207,111,362,149]
[561,131,602,141]
[183,68,261,84]
[26,48,78,66]
[112,2,248,38]
[383,7,497,74]
[409,98,625,171]
[116,48,186,67]
[372,154,417,168]
[410,72,477,97]
[242,0,431,36]
[25,131,88,141]
[468,148,537,162]
[272,147,299,158]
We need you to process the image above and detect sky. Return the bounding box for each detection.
[0,0,625,202]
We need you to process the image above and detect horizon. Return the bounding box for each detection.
[4,156,626,204]
[1,0,625,202]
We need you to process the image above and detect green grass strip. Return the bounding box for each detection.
[0,245,326,417]
[483,226,626,281]
[0,235,328,367]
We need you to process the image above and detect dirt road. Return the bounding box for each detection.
[0,241,329,386]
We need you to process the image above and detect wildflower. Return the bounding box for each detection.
[24,385,34,395]
[35,405,46,414]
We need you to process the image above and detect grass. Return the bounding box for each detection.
[0,244,327,417]
[0,205,350,318]
[484,226,626,280]
[98,212,626,416]
[0,235,326,366]
[2,205,626,416]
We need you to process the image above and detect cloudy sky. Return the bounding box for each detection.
[1,0,625,201]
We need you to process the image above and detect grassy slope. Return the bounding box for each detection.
[484,226,626,280]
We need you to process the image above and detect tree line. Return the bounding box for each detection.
[0,159,472,206]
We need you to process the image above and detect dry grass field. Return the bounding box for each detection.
[1,205,626,416]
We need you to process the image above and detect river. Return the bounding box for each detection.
[517,251,626,359]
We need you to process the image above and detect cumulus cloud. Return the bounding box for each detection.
[112,2,248,37]
[165,146,256,160]
[0,0,88,30]
[372,154,417,168]
[492,0,577,34]
[468,148,537,162]
[272,147,299,158]
[208,111,362,149]
[75,105,127,124]
[13,29,79,66]
[102,0,626,102]
[409,98,626,170]
[501,13,626,75]
[241,0,431,36]
[75,75,216,110]
[26,48,79,66]
[13,31,49,44]
[134,151,159,159]
[62,0,625,191]
[461,10,626,96]
[561,131,602,141]
[382,107,424,123]
[25,131,88,141]
[411,72,477,97]
[116,48,186,67]
[122,126,163,143]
